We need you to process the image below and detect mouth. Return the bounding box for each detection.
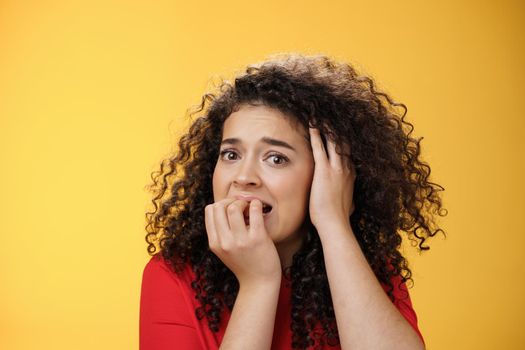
[262,202,273,214]
[243,202,273,225]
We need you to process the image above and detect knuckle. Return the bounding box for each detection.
[227,203,239,214]
[236,240,249,250]
[333,166,344,174]
[221,242,233,253]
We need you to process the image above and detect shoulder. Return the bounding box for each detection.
[141,254,195,291]
[140,254,197,322]
[142,253,178,278]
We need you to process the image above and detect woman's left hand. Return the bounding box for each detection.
[308,127,356,236]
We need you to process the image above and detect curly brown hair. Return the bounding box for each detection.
[144,53,446,349]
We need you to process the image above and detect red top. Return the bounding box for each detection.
[140,254,424,349]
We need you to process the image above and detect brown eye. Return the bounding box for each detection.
[268,154,289,166]
[220,150,239,161]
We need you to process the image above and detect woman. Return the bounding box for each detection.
[140,53,446,349]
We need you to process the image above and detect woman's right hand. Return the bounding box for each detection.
[204,198,282,286]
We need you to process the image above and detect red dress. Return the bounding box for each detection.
[140,254,424,349]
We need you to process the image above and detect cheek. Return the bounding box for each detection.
[295,167,314,210]
[276,171,313,212]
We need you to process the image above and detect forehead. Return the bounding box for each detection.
[222,104,307,142]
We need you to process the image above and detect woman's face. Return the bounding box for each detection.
[212,104,315,254]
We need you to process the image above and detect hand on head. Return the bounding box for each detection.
[308,127,356,235]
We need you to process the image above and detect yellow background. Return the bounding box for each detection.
[1,1,523,349]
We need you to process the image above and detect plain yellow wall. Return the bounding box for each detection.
[1,0,523,349]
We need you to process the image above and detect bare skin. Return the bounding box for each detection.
[204,198,281,350]
[204,105,425,349]
[206,105,310,349]
[308,127,425,350]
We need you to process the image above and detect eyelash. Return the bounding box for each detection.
[219,149,290,166]
[219,150,238,161]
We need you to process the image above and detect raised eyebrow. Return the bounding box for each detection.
[220,137,297,152]
[220,138,240,146]
[261,137,297,152]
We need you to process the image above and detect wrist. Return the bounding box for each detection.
[315,220,355,243]
[238,273,282,291]
[314,216,352,233]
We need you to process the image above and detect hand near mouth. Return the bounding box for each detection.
[204,198,282,286]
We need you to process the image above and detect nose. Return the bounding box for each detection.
[233,157,261,187]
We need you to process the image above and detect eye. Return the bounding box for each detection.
[219,150,239,161]
[267,153,289,166]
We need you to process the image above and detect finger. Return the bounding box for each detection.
[341,141,355,174]
[227,199,249,236]
[346,158,357,183]
[204,204,218,247]
[309,127,329,166]
[213,198,237,233]
[326,135,343,169]
[248,199,265,236]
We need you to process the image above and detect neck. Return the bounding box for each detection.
[274,226,307,273]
